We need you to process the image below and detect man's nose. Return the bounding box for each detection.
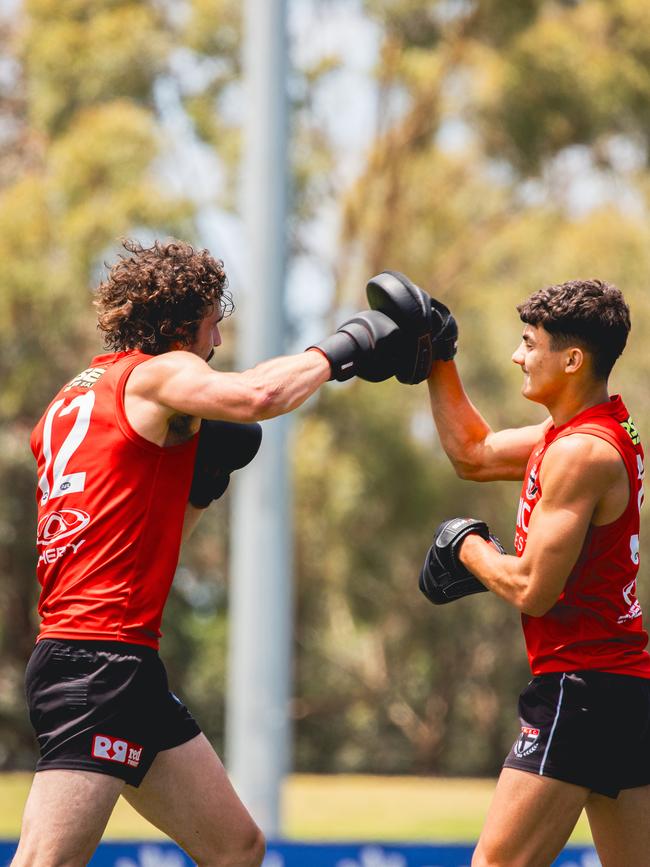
[512,343,524,365]
[213,325,222,347]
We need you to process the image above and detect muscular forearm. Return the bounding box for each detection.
[460,535,555,616]
[239,350,331,420]
[427,361,493,478]
[427,361,545,481]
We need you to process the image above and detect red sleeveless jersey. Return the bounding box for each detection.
[30,351,198,649]
[514,395,650,677]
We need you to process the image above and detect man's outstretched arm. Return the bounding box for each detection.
[131,349,331,424]
[427,360,549,482]
[131,308,402,424]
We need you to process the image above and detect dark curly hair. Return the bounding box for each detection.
[95,239,233,354]
[517,279,630,380]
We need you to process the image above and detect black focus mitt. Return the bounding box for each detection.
[366,271,458,383]
[189,420,262,508]
[308,309,401,382]
[419,517,505,605]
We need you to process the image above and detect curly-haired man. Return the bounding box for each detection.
[421,279,650,865]
[14,239,405,867]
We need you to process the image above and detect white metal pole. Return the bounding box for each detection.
[226,0,290,837]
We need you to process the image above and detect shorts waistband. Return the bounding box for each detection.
[35,638,159,657]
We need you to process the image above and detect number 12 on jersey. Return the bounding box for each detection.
[38,391,95,505]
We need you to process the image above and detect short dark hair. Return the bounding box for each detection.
[517,279,630,380]
[95,239,233,355]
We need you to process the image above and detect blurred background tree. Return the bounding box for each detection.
[1,0,650,779]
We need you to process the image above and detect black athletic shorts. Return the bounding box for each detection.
[503,671,650,798]
[25,638,201,787]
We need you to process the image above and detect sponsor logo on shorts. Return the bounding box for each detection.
[37,509,90,545]
[514,725,540,758]
[91,734,143,768]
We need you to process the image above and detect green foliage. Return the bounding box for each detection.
[183,0,241,59]
[23,0,170,134]
[477,1,650,173]
[365,1,442,47]
[292,384,528,774]
[176,0,242,203]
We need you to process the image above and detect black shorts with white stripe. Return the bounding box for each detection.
[503,670,650,798]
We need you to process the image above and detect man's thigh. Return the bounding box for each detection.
[472,768,589,867]
[586,785,650,867]
[11,769,124,867]
[123,733,264,866]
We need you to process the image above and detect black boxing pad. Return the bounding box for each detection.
[366,270,434,383]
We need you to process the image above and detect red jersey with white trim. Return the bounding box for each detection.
[30,350,198,649]
[514,395,650,677]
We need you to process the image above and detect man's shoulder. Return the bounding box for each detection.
[543,432,625,490]
[126,350,206,388]
[546,431,622,464]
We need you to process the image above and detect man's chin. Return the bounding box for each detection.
[522,384,544,405]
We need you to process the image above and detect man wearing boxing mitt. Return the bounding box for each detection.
[18,237,413,867]
[367,271,650,866]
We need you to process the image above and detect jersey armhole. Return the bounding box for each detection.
[115,356,199,455]
[114,357,162,453]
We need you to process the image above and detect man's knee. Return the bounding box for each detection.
[11,841,92,867]
[243,826,266,867]
[197,823,266,867]
[471,849,496,867]
[233,825,265,867]
[471,838,512,867]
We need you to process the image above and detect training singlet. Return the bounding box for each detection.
[30,351,198,649]
[514,395,650,677]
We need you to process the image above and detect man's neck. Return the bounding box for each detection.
[546,381,611,428]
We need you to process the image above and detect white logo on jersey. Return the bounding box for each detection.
[618,577,642,624]
[516,498,532,534]
[64,366,106,391]
[37,509,90,546]
[37,538,86,566]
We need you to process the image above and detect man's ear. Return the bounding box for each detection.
[565,346,585,374]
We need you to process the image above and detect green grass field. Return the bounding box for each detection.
[0,773,594,844]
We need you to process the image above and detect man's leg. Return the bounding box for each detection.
[585,785,650,867]
[123,733,265,867]
[11,769,124,867]
[471,768,589,867]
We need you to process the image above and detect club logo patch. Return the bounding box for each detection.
[37,509,90,546]
[514,725,540,758]
[92,734,143,768]
[525,467,539,500]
